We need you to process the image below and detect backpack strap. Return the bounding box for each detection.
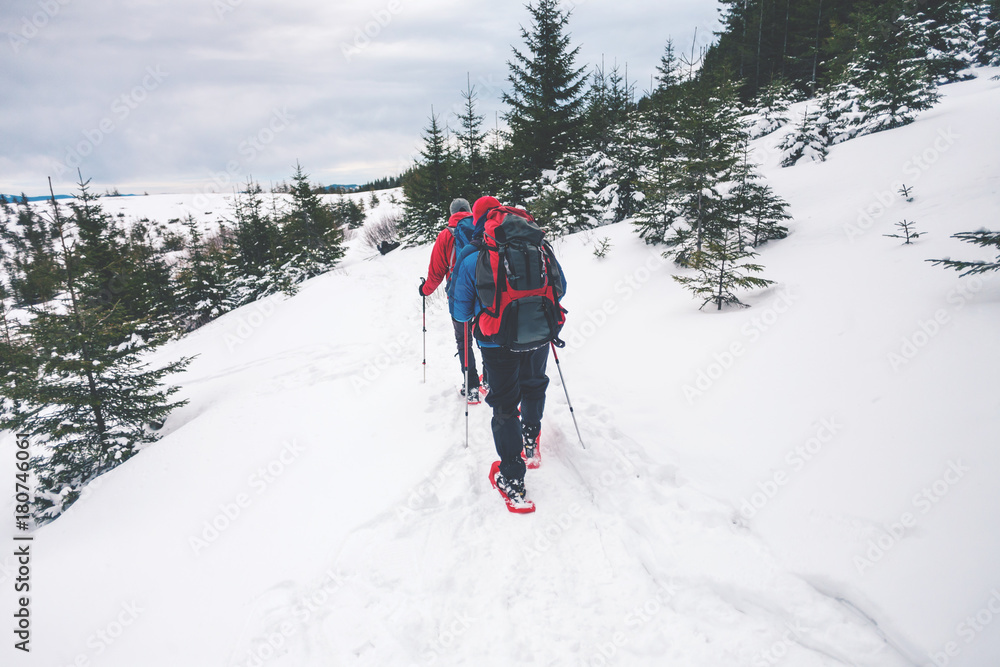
[448,226,459,274]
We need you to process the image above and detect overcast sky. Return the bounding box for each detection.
[1,0,720,196]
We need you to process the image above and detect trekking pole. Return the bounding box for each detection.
[464,322,470,449]
[550,342,585,450]
[420,278,427,383]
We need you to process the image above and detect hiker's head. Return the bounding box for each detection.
[450,198,472,215]
[472,196,501,225]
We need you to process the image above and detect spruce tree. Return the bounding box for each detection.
[636,43,685,237]
[971,1,1000,65]
[61,177,176,339]
[68,178,129,314]
[401,111,453,244]
[123,218,178,336]
[647,41,684,124]
[454,74,488,199]
[224,179,295,308]
[778,105,829,166]
[0,281,35,436]
[749,76,799,139]
[836,2,940,134]
[281,163,346,279]
[0,184,190,525]
[634,75,746,267]
[883,219,922,244]
[673,227,774,311]
[0,279,13,345]
[929,229,1000,275]
[609,100,645,224]
[174,216,230,331]
[580,63,614,224]
[604,66,644,223]
[581,62,630,154]
[0,194,60,306]
[331,194,366,231]
[581,62,642,224]
[729,137,791,247]
[912,0,978,83]
[634,66,784,308]
[503,0,588,203]
[482,115,518,205]
[745,182,792,247]
[814,78,866,146]
[231,180,280,271]
[530,152,597,235]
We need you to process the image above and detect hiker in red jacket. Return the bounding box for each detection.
[418,198,481,399]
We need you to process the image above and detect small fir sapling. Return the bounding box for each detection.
[884,219,922,244]
[593,237,612,259]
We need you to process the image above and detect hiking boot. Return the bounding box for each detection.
[495,471,527,503]
[489,461,535,513]
[522,429,538,457]
[461,383,481,404]
[522,425,540,466]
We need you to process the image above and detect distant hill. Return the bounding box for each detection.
[1,193,142,202]
[312,184,360,194]
[1,193,75,202]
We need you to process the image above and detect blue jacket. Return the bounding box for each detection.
[452,223,567,348]
[444,214,476,309]
[450,210,490,322]
[451,241,484,325]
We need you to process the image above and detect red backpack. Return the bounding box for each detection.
[474,206,566,351]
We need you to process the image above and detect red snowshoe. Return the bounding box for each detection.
[489,461,535,514]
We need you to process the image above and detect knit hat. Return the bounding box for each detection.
[450,198,472,215]
[472,196,501,224]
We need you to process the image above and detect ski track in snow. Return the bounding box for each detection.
[228,396,911,667]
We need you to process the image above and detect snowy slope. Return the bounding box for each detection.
[91,189,392,222]
[1,71,998,666]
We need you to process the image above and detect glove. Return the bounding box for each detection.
[418,278,427,297]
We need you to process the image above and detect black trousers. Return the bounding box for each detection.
[480,345,550,482]
[452,319,479,388]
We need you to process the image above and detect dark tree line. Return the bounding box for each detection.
[704,0,998,100]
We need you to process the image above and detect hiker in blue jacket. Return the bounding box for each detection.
[418,198,481,397]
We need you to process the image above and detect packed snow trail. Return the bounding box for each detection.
[225,393,911,666]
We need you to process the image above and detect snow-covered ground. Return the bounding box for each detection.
[2,69,999,666]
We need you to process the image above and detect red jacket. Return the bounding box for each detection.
[420,212,472,296]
